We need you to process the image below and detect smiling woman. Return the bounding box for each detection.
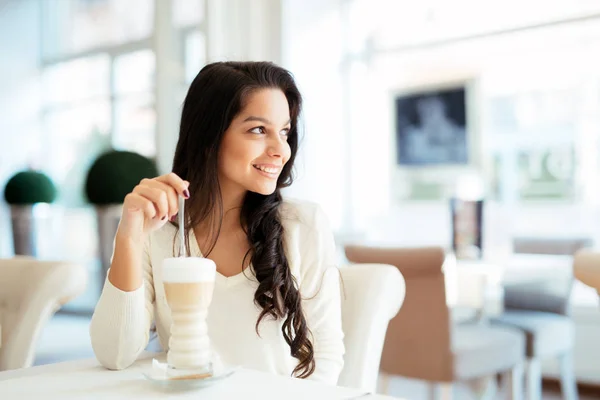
[89,61,345,385]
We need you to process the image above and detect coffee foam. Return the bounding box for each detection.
[162,257,216,283]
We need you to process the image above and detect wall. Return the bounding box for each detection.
[280,0,346,230]
[206,0,282,64]
[0,0,42,257]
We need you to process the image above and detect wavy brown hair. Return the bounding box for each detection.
[171,61,314,378]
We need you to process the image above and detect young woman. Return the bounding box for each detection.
[89,61,345,384]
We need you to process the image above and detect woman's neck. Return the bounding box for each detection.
[196,185,246,237]
[219,184,246,232]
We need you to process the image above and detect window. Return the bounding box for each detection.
[173,0,205,28]
[40,50,158,205]
[42,0,154,60]
[112,49,156,156]
[41,54,112,207]
[184,29,207,84]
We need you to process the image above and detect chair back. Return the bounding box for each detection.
[337,263,405,392]
[513,237,592,256]
[505,237,592,315]
[344,246,453,382]
[0,257,87,370]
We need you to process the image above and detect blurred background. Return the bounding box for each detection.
[2,0,600,398]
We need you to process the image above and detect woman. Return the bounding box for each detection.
[89,61,345,384]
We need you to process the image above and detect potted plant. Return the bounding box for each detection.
[85,150,158,274]
[4,170,58,256]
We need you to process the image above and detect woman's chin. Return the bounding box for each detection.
[248,184,277,196]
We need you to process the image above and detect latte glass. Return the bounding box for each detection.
[162,257,216,372]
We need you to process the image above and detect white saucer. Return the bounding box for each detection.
[142,359,237,390]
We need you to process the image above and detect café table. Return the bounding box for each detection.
[0,352,399,399]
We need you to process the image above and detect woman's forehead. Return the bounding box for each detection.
[239,89,290,123]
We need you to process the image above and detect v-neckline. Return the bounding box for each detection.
[188,227,252,287]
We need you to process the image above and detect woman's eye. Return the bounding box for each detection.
[249,126,266,134]
[281,128,290,136]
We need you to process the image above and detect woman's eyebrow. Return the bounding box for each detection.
[243,116,271,124]
[243,116,291,126]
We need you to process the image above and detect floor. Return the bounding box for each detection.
[382,376,600,399]
[31,314,599,399]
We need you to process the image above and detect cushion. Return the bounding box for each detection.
[452,324,525,380]
[491,310,574,358]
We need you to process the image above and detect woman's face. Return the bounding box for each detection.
[218,88,292,197]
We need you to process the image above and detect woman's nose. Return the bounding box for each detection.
[266,136,286,158]
[267,147,282,158]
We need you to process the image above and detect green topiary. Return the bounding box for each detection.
[4,171,58,205]
[85,150,159,205]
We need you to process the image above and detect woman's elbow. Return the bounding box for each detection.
[90,336,136,370]
[89,325,140,370]
[309,356,344,385]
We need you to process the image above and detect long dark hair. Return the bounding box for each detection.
[171,61,314,378]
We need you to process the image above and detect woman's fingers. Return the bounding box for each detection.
[143,179,179,219]
[156,172,190,199]
[124,193,159,220]
[132,184,169,220]
[124,172,188,226]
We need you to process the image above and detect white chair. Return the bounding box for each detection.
[338,263,406,392]
[0,257,88,371]
[491,237,588,400]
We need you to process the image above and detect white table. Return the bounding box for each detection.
[0,353,398,400]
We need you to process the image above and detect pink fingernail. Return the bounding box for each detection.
[183,189,190,199]
[170,214,177,222]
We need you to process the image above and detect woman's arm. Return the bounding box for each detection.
[89,236,155,370]
[299,205,345,385]
[89,172,188,370]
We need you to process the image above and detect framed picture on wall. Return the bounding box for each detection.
[394,85,469,167]
[517,146,575,201]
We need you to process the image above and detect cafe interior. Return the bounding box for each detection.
[2,0,600,399]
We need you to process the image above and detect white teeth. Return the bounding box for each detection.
[254,165,278,174]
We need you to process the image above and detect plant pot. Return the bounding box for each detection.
[95,204,123,277]
[10,204,51,256]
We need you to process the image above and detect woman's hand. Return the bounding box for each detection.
[116,172,190,245]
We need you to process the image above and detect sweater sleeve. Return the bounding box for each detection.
[89,237,155,370]
[299,205,345,385]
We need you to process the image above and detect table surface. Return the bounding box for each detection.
[0,353,398,400]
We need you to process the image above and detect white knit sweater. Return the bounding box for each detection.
[89,199,345,385]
